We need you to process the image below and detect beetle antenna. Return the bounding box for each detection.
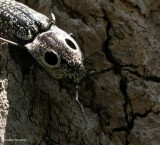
[76,85,84,112]
[0,37,18,46]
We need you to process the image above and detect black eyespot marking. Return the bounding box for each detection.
[44,51,58,66]
[65,38,77,50]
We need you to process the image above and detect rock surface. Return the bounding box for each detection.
[0,0,160,145]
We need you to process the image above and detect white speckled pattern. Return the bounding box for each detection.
[0,0,85,83]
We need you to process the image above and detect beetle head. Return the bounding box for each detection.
[25,25,85,83]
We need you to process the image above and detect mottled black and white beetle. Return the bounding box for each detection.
[0,0,85,83]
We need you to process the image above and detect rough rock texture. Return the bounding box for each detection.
[1,0,160,145]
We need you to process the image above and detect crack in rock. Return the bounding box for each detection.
[102,17,160,145]
[123,68,160,83]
